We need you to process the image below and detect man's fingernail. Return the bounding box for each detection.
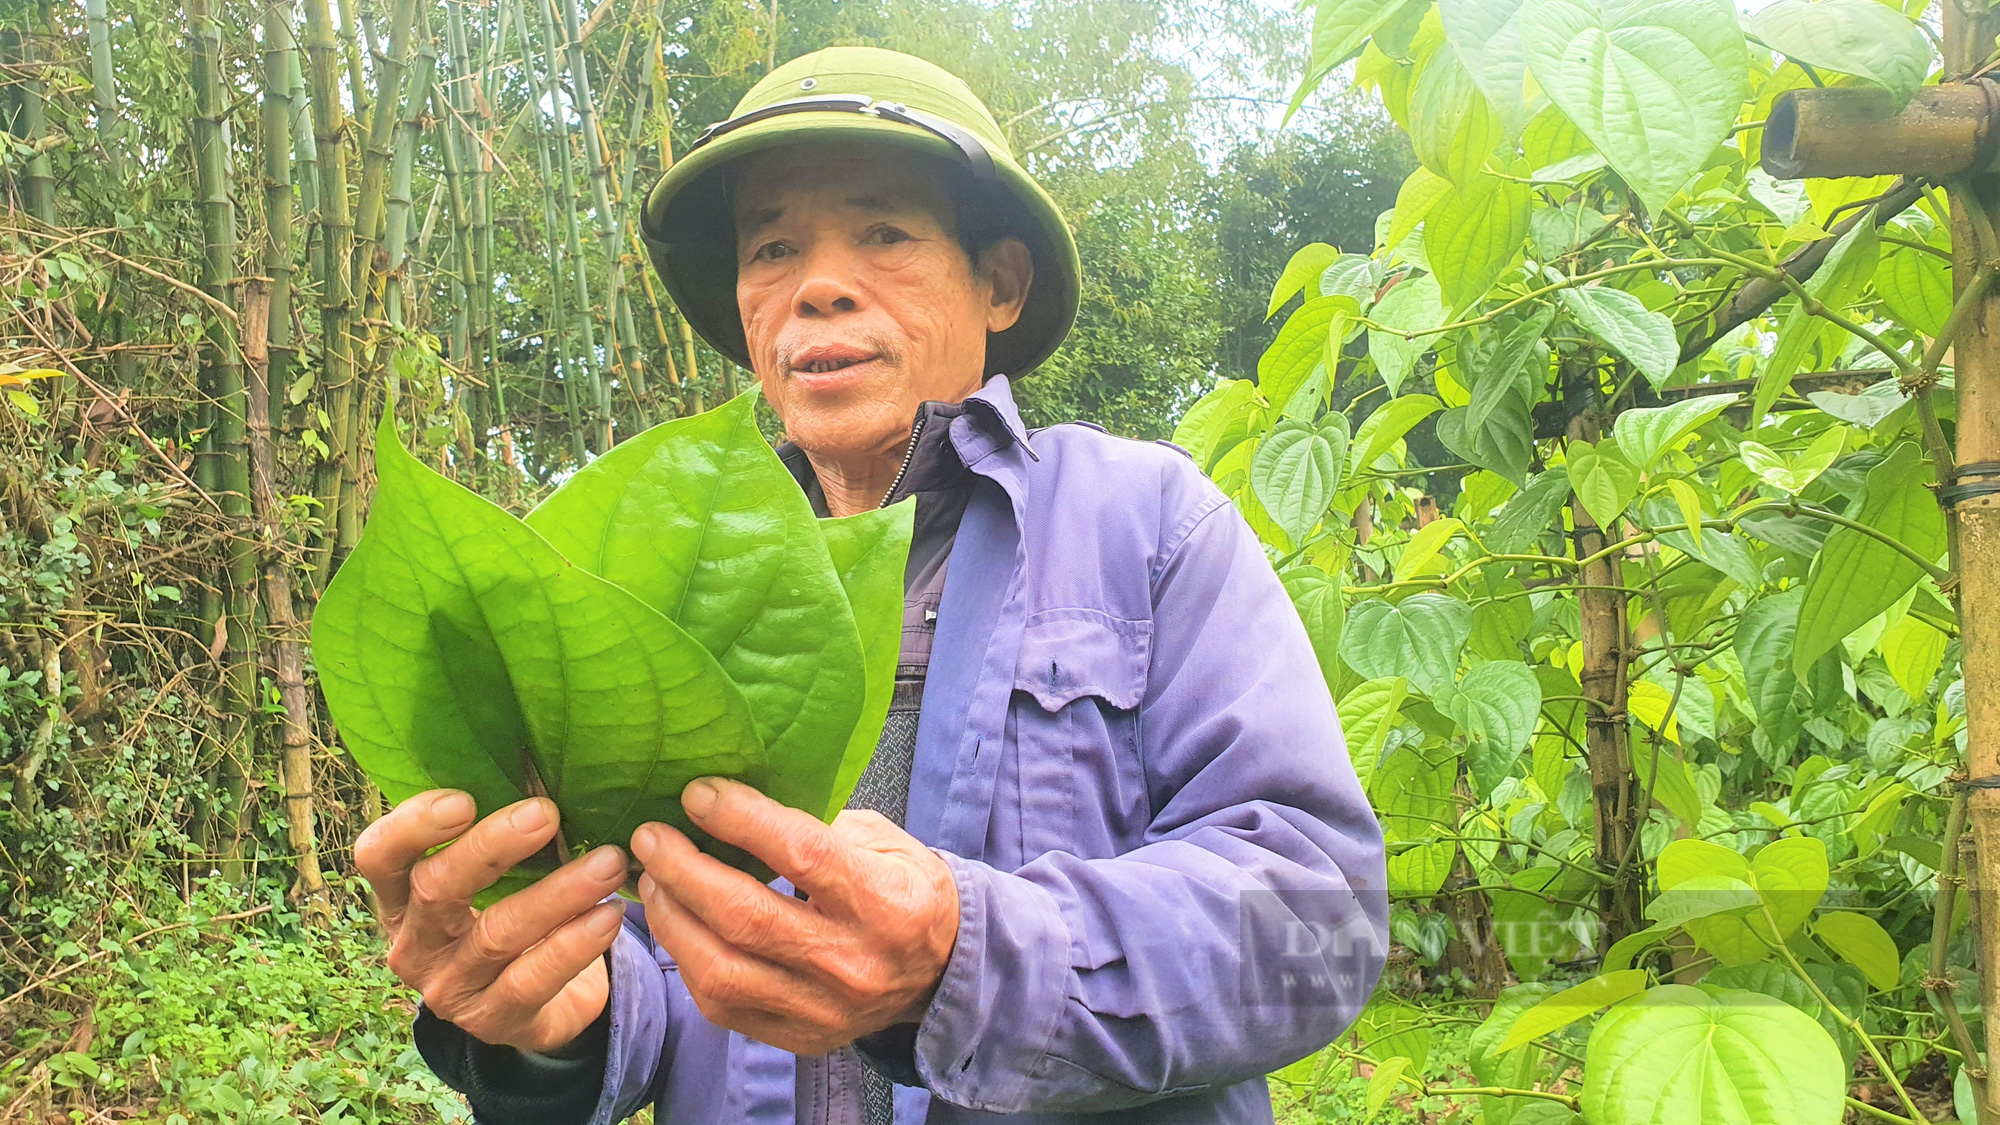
[432,791,476,827]
[585,846,623,879]
[511,798,551,832]
[631,823,659,862]
[682,778,719,818]
[637,872,657,899]
[589,903,623,934]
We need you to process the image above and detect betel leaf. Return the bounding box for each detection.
[1749,0,1930,108]
[1557,286,1679,389]
[1496,969,1648,1053]
[1262,296,1359,409]
[1610,394,1733,470]
[1350,394,1443,478]
[1282,563,1347,691]
[1487,470,1573,554]
[1408,30,1507,186]
[1341,593,1474,695]
[1794,443,1946,677]
[1171,378,1260,468]
[1437,389,1535,485]
[1268,242,1342,319]
[817,505,917,818]
[1813,911,1901,990]
[1321,253,1381,303]
[1564,439,1637,529]
[1582,986,1845,1125]
[1338,677,1410,787]
[1439,0,1532,137]
[1737,589,1804,744]
[1387,166,1452,257]
[1252,417,1349,543]
[1875,229,1951,338]
[1465,306,1555,434]
[315,399,913,884]
[1368,273,1446,395]
[313,414,764,868]
[1437,659,1540,796]
[1288,0,1424,122]
[1427,172,1531,315]
[526,394,873,818]
[1520,0,1748,211]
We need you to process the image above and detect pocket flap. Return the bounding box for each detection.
[1013,609,1151,711]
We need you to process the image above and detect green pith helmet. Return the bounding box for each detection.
[639,46,1081,378]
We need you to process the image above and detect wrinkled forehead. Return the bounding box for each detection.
[728,142,957,240]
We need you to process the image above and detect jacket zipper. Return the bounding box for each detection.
[879,406,930,508]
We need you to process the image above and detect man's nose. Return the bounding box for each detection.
[792,243,865,318]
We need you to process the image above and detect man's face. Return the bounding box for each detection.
[731,143,1032,464]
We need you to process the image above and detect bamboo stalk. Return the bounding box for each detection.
[3,27,54,224]
[384,16,437,328]
[335,0,369,119]
[188,0,255,885]
[262,2,300,448]
[511,0,586,460]
[84,0,123,179]
[242,280,332,927]
[559,0,646,432]
[535,0,610,452]
[302,0,359,582]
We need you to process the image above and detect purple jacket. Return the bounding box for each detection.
[583,376,1385,1124]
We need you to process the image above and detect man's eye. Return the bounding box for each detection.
[752,241,793,262]
[866,227,911,245]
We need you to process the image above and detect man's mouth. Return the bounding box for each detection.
[790,347,880,376]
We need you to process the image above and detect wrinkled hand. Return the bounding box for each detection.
[354,789,630,1053]
[630,777,960,1056]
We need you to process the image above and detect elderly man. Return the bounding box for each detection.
[356,46,1385,1125]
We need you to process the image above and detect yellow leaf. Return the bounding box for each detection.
[1628,681,1681,744]
[1398,517,1464,580]
[0,368,63,387]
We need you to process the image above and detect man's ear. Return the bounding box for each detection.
[977,237,1033,333]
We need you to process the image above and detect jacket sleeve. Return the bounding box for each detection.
[908,496,1388,1114]
[411,899,678,1125]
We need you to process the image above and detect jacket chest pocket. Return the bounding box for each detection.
[1000,609,1152,864]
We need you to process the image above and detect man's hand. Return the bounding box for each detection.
[354,789,630,1054]
[629,777,960,1056]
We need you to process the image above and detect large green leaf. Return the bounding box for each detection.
[1282,564,1348,692]
[1658,836,1829,966]
[1813,911,1900,990]
[1564,439,1638,529]
[1341,593,1474,694]
[1749,0,1931,108]
[1350,393,1443,477]
[526,394,876,816]
[1497,969,1648,1052]
[1440,0,1531,135]
[1610,394,1733,470]
[1557,286,1679,389]
[1582,986,1845,1125]
[314,416,765,863]
[1487,470,1573,554]
[1736,589,1804,745]
[1289,0,1424,119]
[1409,27,1506,185]
[1171,378,1260,468]
[1466,307,1555,433]
[1387,166,1452,254]
[1261,296,1359,409]
[1876,227,1952,338]
[817,503,917,818]
[1438,659,1541,794]
[1437,389,1536,485]
[1253,417,1349,543]
[1338,677,1410,787]
[1427,173,1530,314]
[1520,0,1748,210]
[1268,243,1342,319]
[1368,273,1446,395]
[1794,443,1946,676]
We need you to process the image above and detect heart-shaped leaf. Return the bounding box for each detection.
[1583,985,1845,1125]
[1253,417,1349,543]
[1749,0,1930,108]
[1558,286,1680,389]
[1521,0,1748,210]
[314,416,765,866]
[1564,440,1637,529]
[1341,594,1474,694]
